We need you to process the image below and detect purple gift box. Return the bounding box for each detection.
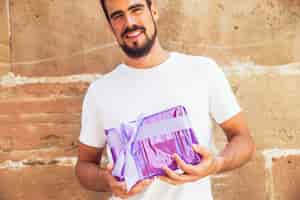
[105,105,201,190]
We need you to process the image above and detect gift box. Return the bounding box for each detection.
[105,105,201,190]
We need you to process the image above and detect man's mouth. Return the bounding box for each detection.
[125,30,143,39]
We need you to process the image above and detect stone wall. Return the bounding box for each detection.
[0,0,299,199]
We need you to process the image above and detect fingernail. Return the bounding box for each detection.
[106,164,113,169]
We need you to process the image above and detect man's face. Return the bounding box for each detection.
[105,0,158,58]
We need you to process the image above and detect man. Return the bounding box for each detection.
[75,0,255,199]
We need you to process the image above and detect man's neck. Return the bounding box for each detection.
[123,39,170,69]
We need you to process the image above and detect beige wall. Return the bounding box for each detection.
[159,0,300,66]
[0,0,300,199]
[4,0,300,77]
[0,0,10,74]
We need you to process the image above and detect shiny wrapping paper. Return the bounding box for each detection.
[105,105,201,190]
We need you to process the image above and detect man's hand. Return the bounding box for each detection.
[105,164,154,199]
[159,144,224,185]
[159,113,255,185]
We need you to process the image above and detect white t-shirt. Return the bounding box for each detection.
[79,52,241,200]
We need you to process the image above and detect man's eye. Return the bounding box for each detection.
[112,15,121,20]
[112,14,123,20]
[132,8,143,13]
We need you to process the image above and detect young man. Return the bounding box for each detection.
[75,0,255,199]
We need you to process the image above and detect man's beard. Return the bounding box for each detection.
[119,24,157,58]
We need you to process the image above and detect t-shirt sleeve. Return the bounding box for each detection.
[78,83,106,148]
[208,59,242,124]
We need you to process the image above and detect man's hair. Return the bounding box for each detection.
[100,0,152,22]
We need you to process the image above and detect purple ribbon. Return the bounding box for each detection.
[111,114,145,191]
[109,113,194,191]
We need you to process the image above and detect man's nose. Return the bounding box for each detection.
[124,15,137,27]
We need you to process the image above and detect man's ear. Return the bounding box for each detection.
[150,4,159,21]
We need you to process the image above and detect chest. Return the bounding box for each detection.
[96,75,210,131]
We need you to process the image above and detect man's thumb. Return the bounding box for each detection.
[106,163,114,171]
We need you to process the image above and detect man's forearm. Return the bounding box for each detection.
[75,160,111,192]
[217,134,255,173]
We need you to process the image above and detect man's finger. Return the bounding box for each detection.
[111,181,127,193]
[162,166,198,182]
[162,166,183,180]
[128,178,153,195]
[114,191,130,199]
[192,144,212,159]
[105,174,127,192]
[172,154,198,175]
[106,163,114,173]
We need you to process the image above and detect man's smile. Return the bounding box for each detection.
[125,29,144,39]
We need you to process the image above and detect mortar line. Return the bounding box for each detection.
[0,62,10,67]
[6,42,117,66]
[0,156,77,169]
[263,149,300,158]
[264,156,275,200]
[1,61,300,87]
[0,72,102,87]
[0,146,60,154]
[6,0,12,72]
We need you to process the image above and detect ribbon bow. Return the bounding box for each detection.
[111,114,145,191]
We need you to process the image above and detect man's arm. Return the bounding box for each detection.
[75,142,154,198]
[216,112,255,173]
[75,143,111,192]
[159,112,255,185]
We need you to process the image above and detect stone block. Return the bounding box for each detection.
[213,73,300,151]
[0,147,77,163]
[0,82,91,151]
[235,74,300,150]
[0,82,89,99]
[158,0,300,65]
[272,154,300,200]
[212,153,266,200]
[8,0,300,77]
[10,0,121,76]
[0,165,110,200]
[0,0,10,74]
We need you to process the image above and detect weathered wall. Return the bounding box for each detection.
[0,0,300,199]
[7,0,300,77]
[159,0,300,66]
[212,66,300,200]
[0,0,10,75]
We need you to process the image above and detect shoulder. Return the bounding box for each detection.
[87,64,124,93]
[172,51,222,75]
[172,52,218,67]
